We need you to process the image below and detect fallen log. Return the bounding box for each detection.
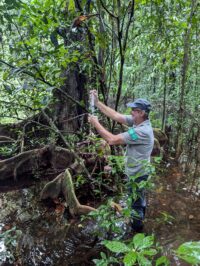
[0,145,75,181]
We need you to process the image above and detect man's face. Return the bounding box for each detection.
[131,108,145,124]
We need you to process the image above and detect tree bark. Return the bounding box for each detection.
[176,0,197,158]
[40,168,96,216]
[0,146,75,182]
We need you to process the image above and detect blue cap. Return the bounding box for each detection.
[127,98,151,113]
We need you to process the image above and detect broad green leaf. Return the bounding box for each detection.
[3,71,9,81]
[104,240,130,253]
[156,256,170,266]
[92,259,108,266]
[142,248,157,256]
[80,0,87,9]
[140,235,154,250]
[123,250,137,266]
[137,254,152,266]
[100,252,107,260]
[176,241,200,265]
[133,233,145,249]
[68,0,75,11]
[133,233,154,250]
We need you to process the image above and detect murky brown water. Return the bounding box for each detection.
[0,164,199,265]
[145,164,200,266]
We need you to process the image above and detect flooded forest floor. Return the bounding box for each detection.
[146,163,200,265]
[0,161,200,266]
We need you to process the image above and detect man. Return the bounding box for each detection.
[88,90,154,231]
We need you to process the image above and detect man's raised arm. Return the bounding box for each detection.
[90,90,127,125]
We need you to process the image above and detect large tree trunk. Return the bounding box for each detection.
[0,65,88,143]
[52,66,88,133]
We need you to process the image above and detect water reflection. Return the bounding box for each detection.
[0,166,199,265]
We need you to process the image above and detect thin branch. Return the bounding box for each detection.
[0,115,24,121]
[122,0,135,54]
[0,59,52,86]
[41,109,92,178]
[0,100,39,112]
[0,59,89,113]
[84,23,108,104]
[114,0,135,112]
[60,113,87,123]
[55,87,88,112]
[75,0,83,12]
[99,0,118,19]
[12,21,47,83]
[120,3,129,34]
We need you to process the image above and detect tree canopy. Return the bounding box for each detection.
[0,0,199,134]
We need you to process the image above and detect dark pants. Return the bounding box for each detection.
[129,175,148,232]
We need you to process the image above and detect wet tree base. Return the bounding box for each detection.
[40,168,96,216]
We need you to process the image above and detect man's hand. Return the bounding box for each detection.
[90,90,99,105]
[88,114,98,126]
[88,115,124,145]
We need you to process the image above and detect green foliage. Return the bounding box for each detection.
[93,252,118,266]
[94,233,169,266]
[75,174,86,188]
[87,200,126,238]
[107,155,125,175]
[155,256,170,266]
[0,226,21,247]
[0,226,22,263]
[156,211,175,225]
[105,240,130,253]
[0,143,18,158]
[175,241,200,265]
[0,0,88,122]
